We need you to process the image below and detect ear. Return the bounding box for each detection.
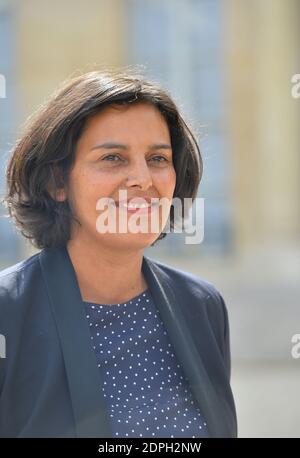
[54,188,67,202]
[47,165,67,202]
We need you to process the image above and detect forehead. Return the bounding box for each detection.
[81,102,170,141]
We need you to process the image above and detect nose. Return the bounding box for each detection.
[125,159,153,190]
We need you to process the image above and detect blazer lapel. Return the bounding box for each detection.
[39,246,113,438]
[39,246,230,438]
[142,255,233,438]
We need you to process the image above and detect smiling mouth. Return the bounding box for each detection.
[116,200,160,213]
[123,202,153,209]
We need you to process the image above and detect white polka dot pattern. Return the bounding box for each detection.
[84,288,209,438]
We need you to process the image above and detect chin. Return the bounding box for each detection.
[99,232,162,251]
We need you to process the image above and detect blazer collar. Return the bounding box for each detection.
[39,246,230,437]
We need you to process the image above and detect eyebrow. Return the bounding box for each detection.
[90,142,172,152]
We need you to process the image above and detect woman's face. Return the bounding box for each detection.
[64,102,176,251]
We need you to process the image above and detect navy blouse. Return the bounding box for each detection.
[83,288,209,438]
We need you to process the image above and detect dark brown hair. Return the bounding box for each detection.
[2,69,203,249]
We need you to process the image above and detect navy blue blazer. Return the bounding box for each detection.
[0,246,237,438]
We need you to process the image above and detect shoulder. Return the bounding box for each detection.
[0,251,41,280]
[144,255,227,314]
[0,251,42,312]
[144,256,231,376]
[144,255,229,343]
[145,256,232,379]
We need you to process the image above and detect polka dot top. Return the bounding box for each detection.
[83,287,209,438]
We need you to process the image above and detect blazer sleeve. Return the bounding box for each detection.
[198,275,232,383]
[217,292,232,382]
[201,277,233,383]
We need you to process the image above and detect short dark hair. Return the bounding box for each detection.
[2,69,203,249]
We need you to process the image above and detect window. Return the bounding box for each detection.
[126,0,232,255]
[0,6,20,265]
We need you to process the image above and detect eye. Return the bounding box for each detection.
[102,154,121,161]
[150,155,168,162]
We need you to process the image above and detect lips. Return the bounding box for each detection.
[116,197,158,207]
[115,197,160,213]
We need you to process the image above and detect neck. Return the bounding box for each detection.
[66,236,148,306]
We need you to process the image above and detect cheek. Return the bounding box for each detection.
[170,167,177,190]
[67,174,93,218]
[154,167,176,195]
[70,168,116,205]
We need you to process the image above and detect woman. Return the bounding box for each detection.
[0,70,237,438]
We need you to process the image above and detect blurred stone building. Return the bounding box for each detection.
[1,0,299,261]
[0,0,299,437]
